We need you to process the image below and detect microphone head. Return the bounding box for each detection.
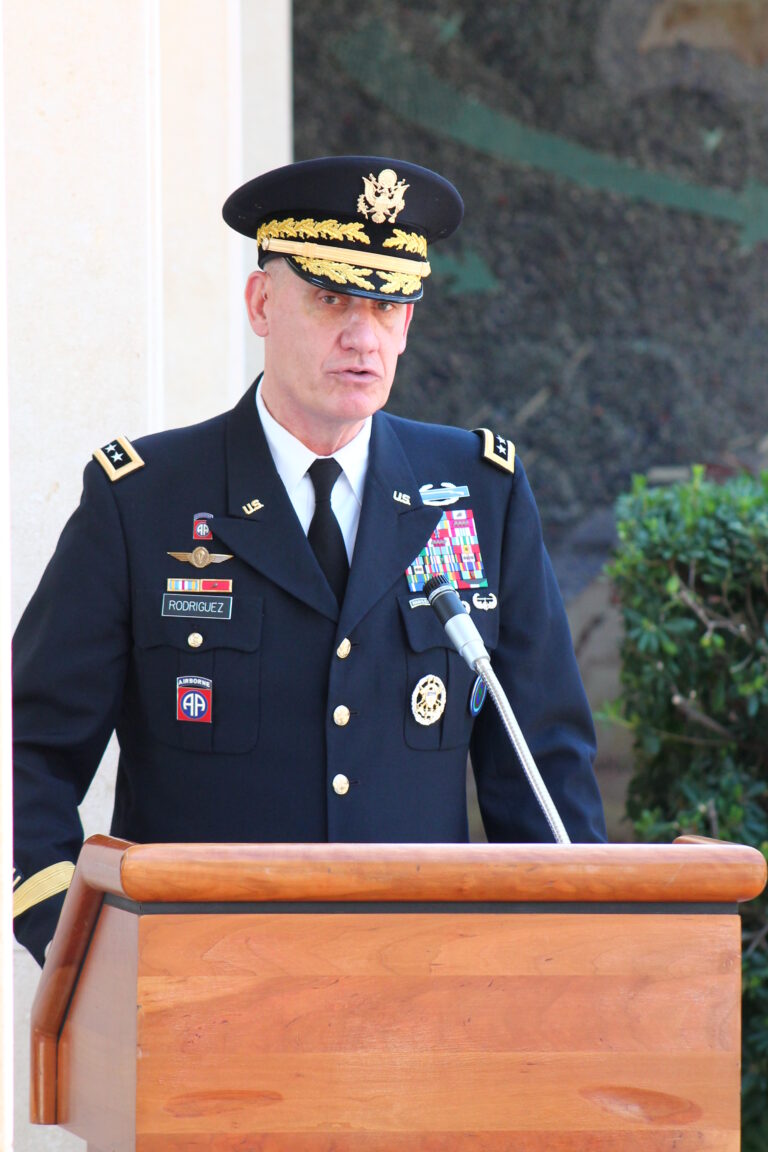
[424,575,450,599]
[423,575,467,628]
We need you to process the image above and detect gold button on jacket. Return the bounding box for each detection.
[333,704,351,727]
[332,773,350,796]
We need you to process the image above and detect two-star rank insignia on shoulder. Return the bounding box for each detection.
[472,427,515,475]
[93,435,145,482]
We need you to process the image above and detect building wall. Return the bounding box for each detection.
[3,2,291,1147]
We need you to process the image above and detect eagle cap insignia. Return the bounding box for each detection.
[357,169,409,224]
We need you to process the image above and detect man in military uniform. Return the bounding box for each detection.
[13,156,606,965]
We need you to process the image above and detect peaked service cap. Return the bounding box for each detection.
[222,155,463,303]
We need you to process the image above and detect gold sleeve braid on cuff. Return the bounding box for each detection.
[13,861,75,919]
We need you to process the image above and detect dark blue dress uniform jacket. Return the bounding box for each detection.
[13,381,606,962]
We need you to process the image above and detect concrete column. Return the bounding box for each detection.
[1,10,14,1148]
[4,2,291,1147]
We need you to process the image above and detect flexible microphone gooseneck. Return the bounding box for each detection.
[423,575,571,845]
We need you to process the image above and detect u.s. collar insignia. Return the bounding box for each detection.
[419,482,470,507]
[473,428,515,475]
[357,168,409,224]
[393,490,411,506]
[93,436,145,482]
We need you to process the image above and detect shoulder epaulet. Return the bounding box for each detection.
[93,435,145,482]
[13,861,75,919]
[472,427,515,475]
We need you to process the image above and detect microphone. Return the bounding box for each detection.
[423,575,571,845]
[423,577,489,670]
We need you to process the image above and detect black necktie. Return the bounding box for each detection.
[307,458,349,603]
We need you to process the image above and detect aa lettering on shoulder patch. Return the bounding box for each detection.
[93,436,145,482]
[473,427,515,475]
[177,676,213,723]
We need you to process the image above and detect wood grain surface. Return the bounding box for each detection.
[117,839,767,905]
[29,835,131,1123]
[32,836,764,1149]
[58,904,138,1152]
[131,910,740,1150]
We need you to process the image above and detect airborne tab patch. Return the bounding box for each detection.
[93,436,145,482]
[473,427,515,475]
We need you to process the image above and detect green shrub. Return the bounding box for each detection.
[605,467,768,1149]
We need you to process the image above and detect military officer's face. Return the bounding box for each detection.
[245,260,414,453]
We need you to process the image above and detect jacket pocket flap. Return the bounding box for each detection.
[134,591,263,652]
[398,591,498,653]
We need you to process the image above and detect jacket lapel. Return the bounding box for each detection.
[211,383,339,622]
[338,413,441,637]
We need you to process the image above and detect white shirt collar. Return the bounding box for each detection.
[256,379,371,505]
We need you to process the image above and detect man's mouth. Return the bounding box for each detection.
[332,365,379,382]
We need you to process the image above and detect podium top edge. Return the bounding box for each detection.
[78,836,767,906]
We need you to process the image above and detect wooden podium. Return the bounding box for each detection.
[31,835,766,1151]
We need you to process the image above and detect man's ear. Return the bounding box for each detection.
[244,270,270,336]
[399,302,415,354]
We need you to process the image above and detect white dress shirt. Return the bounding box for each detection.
[255,380,371,562]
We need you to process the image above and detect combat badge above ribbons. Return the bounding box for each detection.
[93,436,145,482]
[473,428,515,475]
[405,509,487,593]
[419,482,470,507]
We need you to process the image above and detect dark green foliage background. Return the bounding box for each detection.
[607,470,768,1146]
[294,0,768,570]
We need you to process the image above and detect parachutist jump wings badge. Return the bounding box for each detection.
[167,547,233,569]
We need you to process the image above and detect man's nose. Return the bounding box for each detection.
[340,308,379,353]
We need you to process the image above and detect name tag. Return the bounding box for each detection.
[161,594,233,620]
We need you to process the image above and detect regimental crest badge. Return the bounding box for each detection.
[405,509,488,593]
[193,512,213,541]
[357,168,409,224]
